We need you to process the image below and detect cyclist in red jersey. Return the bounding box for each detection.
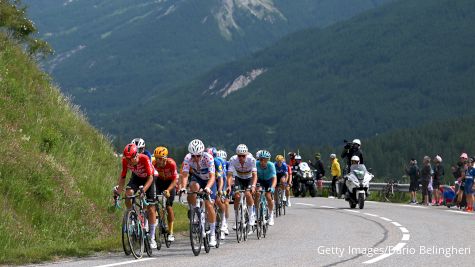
[152,146,178,242]
[115,143,157,248]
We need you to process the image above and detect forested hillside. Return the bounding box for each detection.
[107,0,475,151]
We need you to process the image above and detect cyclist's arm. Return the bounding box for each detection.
[206,172,215,191]
[117,159,128,193]
[181,171,189,190]
[144,174,154,192]
[251,171,257,187]
[217,175,223,192]
[226,172,233,191]
[271,176,277,189]
[167,178,177,192]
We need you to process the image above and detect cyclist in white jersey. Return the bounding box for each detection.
[226,144,257,230]
[180,139,218,247]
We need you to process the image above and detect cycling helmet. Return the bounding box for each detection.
[275,155,284,162]
[131,138,145,149]
[259,150,271,159]
[288,152,296,159]
[236,144,248,155]
[435,155,442,163]
[123,143,138,159]
[219,150,228,160]
[255,150,263,158]
[188,139,205,155]
[154,146,168,158]
[352,139,361,146]
[351,155,360,162]
[206,147,217,157]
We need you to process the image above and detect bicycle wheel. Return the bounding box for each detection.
[282,191,286,216]
[121,213,132,255]
[262,207,268,238]
[162,207,171,248]
[204,220,210,253]
[256,200,262,239]
[126,209,144,259]
[243,208,249,241]
[236,203,243,243]
[145,233,152,257]
[275,191,280,218]
[189,207,202,256]
[215,208,221,248]
[155,218,162,251]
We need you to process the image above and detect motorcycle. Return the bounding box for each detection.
[292,162,317,197]
[344,164,373,209]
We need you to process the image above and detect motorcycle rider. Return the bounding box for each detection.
[341,139,364,174]
[342,155,363,198]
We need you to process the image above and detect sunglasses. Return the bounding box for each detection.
[191,154,201,158]
[238,155,246,158]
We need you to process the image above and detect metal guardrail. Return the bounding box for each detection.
[321,180,410,192]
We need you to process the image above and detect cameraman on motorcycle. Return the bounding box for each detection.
[341,139,364,174]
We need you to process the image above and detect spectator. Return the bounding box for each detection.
[309,152,325,180]
[464,157,474,212]
[420,156,432,205]
[455,153,468,206]
[405,158,420,204]
[329,154,341,198]
[432,155,444,205]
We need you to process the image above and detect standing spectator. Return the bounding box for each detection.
[329,154,341,198]
[455,153,468,206]
[420,156,432,205]
[464,157,474,212]
[406,159,420,204]
[309,152,325,180]
[432,155,444,206]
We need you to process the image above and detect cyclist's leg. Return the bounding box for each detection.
[166,185,176,237]
[243,179,255,225]
[188,178,200,207]
[125,175,142,209]
[145,180,157,246]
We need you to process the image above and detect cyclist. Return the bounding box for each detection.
[207,147,227,240]
[275,155,290,207]
[131,138,152,160]
[152,146,178,242]
[180,139,217,247]
[115,143,157,248]
[226,144,257,231]
[256,150,277,226]
[217,149,231,235]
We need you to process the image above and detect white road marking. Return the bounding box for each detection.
[399,227,409,233]
[402,234,410,241]
[345,209,360,213]
[391,222,402,227]
[295,203,315,207]
[94,258,155,267]
[363,243,407,264]
[445,210,473,215]
[320,205,335,209]
[363,212,379,217]
[402,204,427,209]
[379,217,392,222]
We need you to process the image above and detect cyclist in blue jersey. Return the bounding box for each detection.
[207,147,227,239]
[256,150,277,226]
[217,149,230,235]
[275,155,290,206]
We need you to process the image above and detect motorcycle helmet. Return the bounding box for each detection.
[352,139,361,146]
[295,155,302,164]
[350,155,360,164]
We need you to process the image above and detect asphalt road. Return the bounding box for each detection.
[28,198,474,267]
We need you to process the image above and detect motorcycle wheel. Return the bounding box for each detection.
[292,184,300,197]
[309,184,317,197]
[349,202,356,209]
[358,193,365,209]
[300,183,306,198]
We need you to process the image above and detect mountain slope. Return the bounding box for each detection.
[107,0,475,151]
[0,31,119,263]
[24,0,393,115]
